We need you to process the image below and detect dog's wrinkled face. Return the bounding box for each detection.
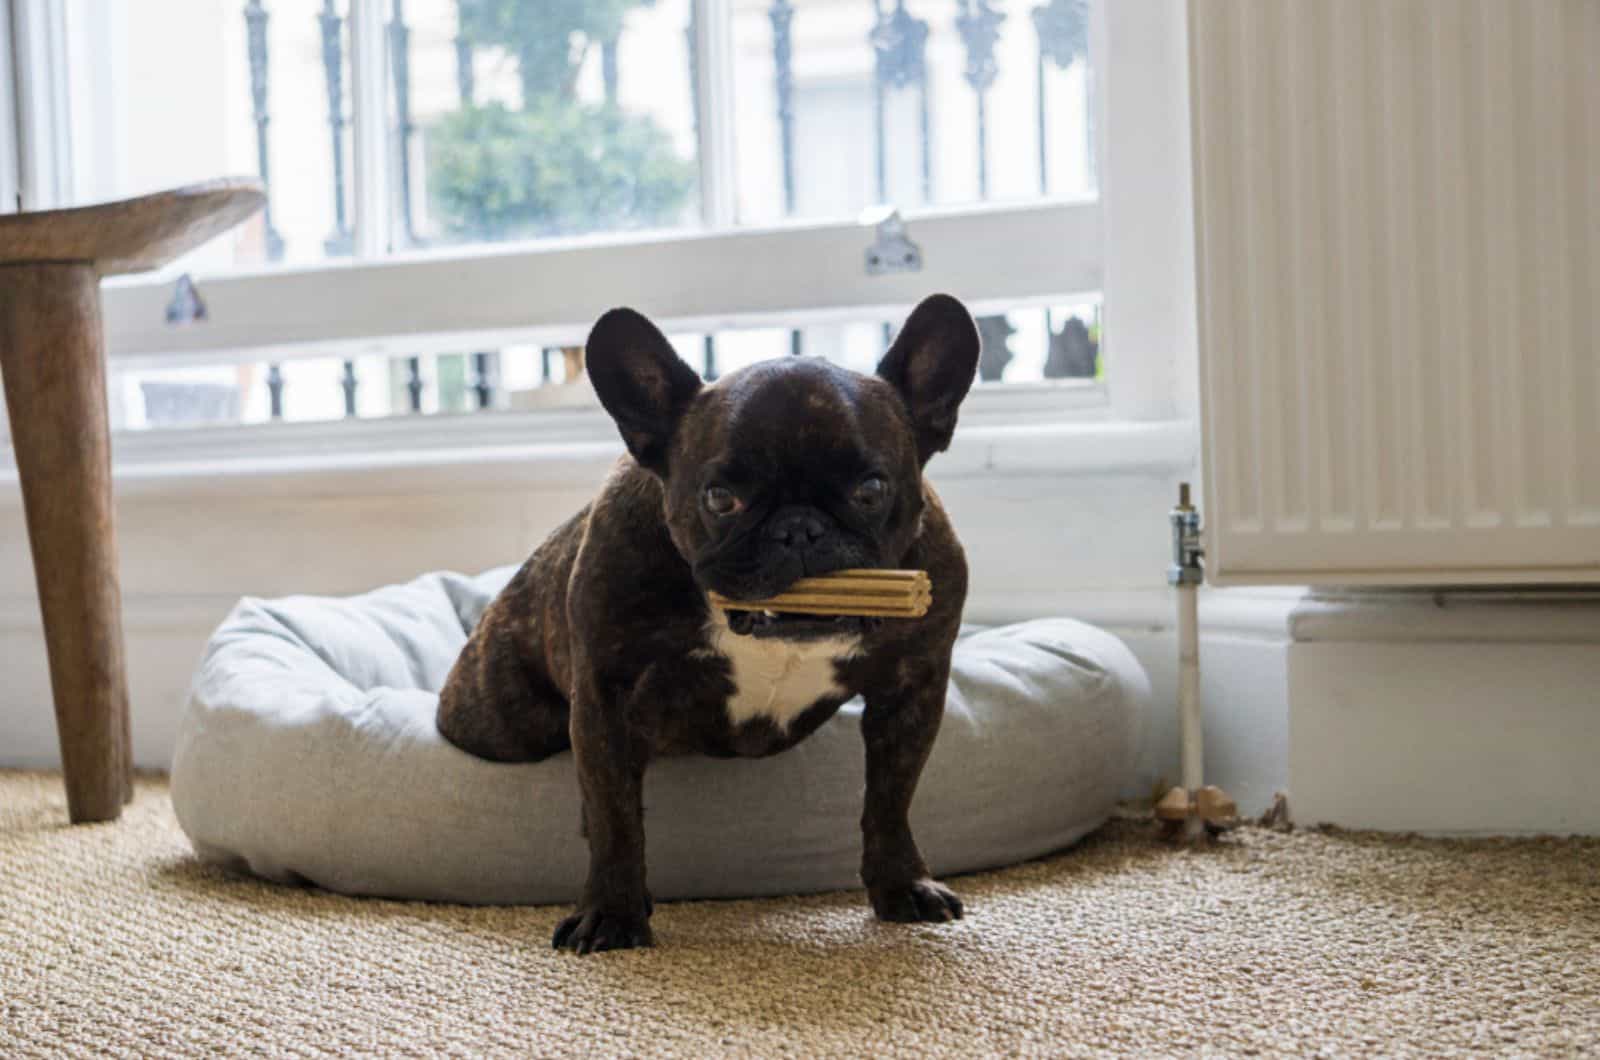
[587,294,979,639]
[670,359,912,599]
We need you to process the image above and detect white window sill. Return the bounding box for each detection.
[0,398,1197,504]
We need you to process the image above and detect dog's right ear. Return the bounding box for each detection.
[586,308,703,475]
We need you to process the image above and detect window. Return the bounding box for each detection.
[8,0,1104,436]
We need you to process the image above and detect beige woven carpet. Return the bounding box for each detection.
[3,772,1598,1058]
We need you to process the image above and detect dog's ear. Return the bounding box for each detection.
[876,294,981,464]
[586,308,703,475]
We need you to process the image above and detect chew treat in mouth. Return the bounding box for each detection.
[709,569,932,619]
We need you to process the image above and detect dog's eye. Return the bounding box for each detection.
[703,485,742,517]
[852,475,889,509]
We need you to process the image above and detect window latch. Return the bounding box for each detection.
[861,206,922,276]
[165,274,208,325]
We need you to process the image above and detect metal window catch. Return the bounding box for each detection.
[1168,482,1204,586]
[164,274,208,325]
[861,206,922,275]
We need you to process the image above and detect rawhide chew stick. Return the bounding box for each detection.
[709,569,931,619]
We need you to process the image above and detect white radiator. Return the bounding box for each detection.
[1188,0,1599,585]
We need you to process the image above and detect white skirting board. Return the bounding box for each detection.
[1287,591,1600,835]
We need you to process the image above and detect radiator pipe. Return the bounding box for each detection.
[1168,482,1207,841]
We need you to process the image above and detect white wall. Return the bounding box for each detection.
[0,449,1296,817]
[13,454,1600,838]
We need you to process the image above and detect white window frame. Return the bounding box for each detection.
[99,199,1102,366]
[5,0,71,212]
[0,0,17,213]
[3,0,1197,473]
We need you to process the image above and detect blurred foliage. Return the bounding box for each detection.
[455,0,641,102]
[428,0,693,241]
[429,100,693,240]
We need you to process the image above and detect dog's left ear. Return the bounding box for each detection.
[876,293,981,464]
[586,307,703,475]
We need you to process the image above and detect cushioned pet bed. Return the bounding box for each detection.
[172,567,1148,905]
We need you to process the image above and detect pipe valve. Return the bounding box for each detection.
[1168,483,1204,587]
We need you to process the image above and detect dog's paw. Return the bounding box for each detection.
[869,878,965,923]
[552,906,655,955]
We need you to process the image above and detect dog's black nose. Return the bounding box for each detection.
[766,509,827,548]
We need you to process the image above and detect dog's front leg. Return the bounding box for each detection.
[552,688,654,955]
[859,657,965,923]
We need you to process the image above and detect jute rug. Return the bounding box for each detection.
[2,771,1597,1057]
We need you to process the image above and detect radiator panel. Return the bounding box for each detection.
[1190,0,1600,583]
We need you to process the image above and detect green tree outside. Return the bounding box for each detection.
[427,0,696,242]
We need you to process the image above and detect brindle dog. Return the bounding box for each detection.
[438,294,979,954]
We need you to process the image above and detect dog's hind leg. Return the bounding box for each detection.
[436,597,571,763]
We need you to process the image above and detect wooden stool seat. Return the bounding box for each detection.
[0,179,264,823]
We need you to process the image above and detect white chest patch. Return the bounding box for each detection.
[700,610,860,730]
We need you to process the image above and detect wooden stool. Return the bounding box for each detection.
[0,179,264,823]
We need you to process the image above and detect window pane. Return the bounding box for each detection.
[113,366,252,431]
[65,0,353,272]
[732,0,1094,225]
[106,296,1098,432]
[686,299,1100,385]
[391,0,701,249]
[981,298,1101,383]
[112,357,362,429]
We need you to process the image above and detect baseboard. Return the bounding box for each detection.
[1288,590,1600,835]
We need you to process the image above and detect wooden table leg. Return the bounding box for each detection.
[0,178,263,824]
[0,263,132,823]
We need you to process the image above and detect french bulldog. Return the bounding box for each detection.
[437,293,980,954]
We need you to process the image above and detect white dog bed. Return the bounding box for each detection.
[171,568,1148,905]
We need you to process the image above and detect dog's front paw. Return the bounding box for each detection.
[552,905,654,955]
[869,878,965,923]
